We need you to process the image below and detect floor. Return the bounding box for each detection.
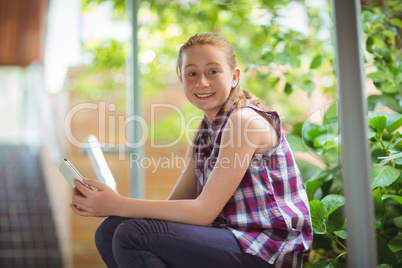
[0,145,63,267]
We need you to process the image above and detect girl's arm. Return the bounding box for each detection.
[168,145,198,200]
[71,108,278,226]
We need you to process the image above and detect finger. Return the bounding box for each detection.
[72,186,85,198]
[70,200,82,209]
[70,200,91,213]
[71,195,90,211]
[70,202,105,218]
[83,178,107,190]
[70,203,91,217]
[74,179,93,195]
[70,201,81,211]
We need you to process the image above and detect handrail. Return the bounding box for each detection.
[82,135,118,193]
[25,62,63,162]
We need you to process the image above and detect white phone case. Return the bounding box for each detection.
[58,159,92,190]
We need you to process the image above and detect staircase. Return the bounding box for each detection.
[0,145,63,267]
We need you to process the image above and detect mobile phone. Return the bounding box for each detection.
[58,158,92,190]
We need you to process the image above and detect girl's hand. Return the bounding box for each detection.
[70,178,123,217]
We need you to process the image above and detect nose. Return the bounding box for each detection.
[196,75,208,88]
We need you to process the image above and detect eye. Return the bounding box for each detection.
[188,72,197,77]
[208,70,218,75]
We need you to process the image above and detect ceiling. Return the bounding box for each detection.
[0,0,50,66]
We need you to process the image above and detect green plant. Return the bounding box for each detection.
[286,2,402,266]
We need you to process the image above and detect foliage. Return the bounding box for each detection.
[77,0,333,138]
[363,3,402,113]
[286,1,402,267]
[81,0,126,19]
[74,39,127,108]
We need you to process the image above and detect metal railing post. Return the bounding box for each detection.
[126,0,145,199]
[332,0,377,266]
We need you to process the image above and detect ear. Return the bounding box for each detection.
[179,75,183,84]
[231,68,240,88]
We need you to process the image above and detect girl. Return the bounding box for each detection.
[71,32,312,268]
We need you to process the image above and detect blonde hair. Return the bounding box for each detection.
[177,32,268,112]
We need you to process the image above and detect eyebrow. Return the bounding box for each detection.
[184,61,222,69]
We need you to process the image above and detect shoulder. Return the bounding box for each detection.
[229,107,274,130]
[226,108,279,151]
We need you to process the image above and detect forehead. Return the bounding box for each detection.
[182,44,228,67]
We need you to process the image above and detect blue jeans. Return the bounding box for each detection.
[95,217,274,268]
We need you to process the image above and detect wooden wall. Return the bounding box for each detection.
[0,0,49,66]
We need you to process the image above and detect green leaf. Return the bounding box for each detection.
[377,264,393,268]
[296,159,323,183]
[303,123,326,143]
[323,102,338,124]
[370,116,387,134]
[394,140,402,151]
[371,166,401,189]
[321,194,344,218]
[301,80,315,96]
[385,114,402,133]
[284,82,295,95]
[380,82,398,94]
[366,36,374,48]
[373,35,387,48]
[373,188,385,223]
[382,194,402,205]
[309,260,333,268]
[306,179,324,201]
[310,200,327,234]
[308,252,346,268]
[285,134,308,152]
[368,131,376,139]
[388,236,402,252]
[334,230,347,239]
[393,216,402,228]
[367,95,402,113]
[377,235,398,265]
[378,152,402,163]
[390,18,402,28]
[305,171,334,201]
[367,71,388,81]
[396,73,402,84]
[310,55,323,69]
[384,29,396,38]
[314,134,339,148]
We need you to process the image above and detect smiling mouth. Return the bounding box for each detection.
[195,93,215,98]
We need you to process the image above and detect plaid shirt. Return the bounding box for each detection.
[193,104,312,268]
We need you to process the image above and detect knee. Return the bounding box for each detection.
[95,216,126,249]
[112,218,154,251]
[112,220,137,249]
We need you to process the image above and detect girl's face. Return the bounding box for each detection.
[180,44,240,122]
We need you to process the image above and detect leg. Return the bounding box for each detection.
[95,216,169,268]
[95,216,129,268]
[112,218,273,268]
